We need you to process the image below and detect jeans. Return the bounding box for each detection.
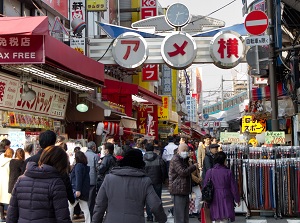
[146,184,163,218]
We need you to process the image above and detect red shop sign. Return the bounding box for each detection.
[0,35,45,64]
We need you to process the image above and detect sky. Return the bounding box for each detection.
[159,0,252,103]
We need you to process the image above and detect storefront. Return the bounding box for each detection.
[102,78,162,140]
[0,16,105,149]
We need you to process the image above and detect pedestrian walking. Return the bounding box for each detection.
[203,151,240,223]
[0,148,14,222]
[69,151,91,223]
[6,146,72,223]
[202,144,219,184]
[169,143,198,223]
[92,149,167,223]
[24,130,75,204]
[96,142,116,191]
[144,143,167,222]
[8,148,25,194]
[85,141,99,217]
[197,134,211,173]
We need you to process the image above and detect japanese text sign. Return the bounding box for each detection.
[161,65,172,95]
[0,35,45,64]
[70,0,86,54]
[210,31,245,69]
[0,72,68,120]
[141,0,157,19]
[265,131,285,144]
[86,0,107,11]
[158,96,169,120]
[220,132,241,143]
[161,32,197,69]
[142,64,159,81]
[137,103,158,138]
[112,32,148,68]
[242,115,266,133]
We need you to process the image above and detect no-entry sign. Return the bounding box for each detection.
[245,10,268,35]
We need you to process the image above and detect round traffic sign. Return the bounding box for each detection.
[244,10,268,36]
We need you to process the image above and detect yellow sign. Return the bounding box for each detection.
[158,96,169,120]
[242,116,266,133]
[86,0,107,11]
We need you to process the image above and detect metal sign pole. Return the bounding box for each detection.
[267,0,279,131]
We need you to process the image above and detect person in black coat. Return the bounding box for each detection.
[8,148,25,193]
[69,151,91,223]
[23,130,75,204]
[201,143,219,183]
[96,143,116,191]
[143,143,167,222]
[7,146,72,223]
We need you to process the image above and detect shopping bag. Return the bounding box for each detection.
[189,197,195,214]
[200,203,212,223]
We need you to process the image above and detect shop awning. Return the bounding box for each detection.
[103,79,162,105]
[0,16,105,84]
[120,116,137,129]
[0,16,49,35]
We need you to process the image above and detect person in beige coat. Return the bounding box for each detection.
[197,134,211,171]
[0,148,14,221]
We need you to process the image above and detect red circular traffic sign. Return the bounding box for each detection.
[244,10,268,35]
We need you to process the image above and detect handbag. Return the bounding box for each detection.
[201,171,214,203]
[200,202,212,223]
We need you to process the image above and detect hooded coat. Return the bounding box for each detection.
[203,164,240,222]
[0,157,12,204]
[92,166,167,223]
[6,162,72,223]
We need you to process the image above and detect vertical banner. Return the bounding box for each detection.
[157,96,169,120]
[183,69,190,95]
[140,0,158,81]
[137,103,158,139]
[142,64,159,81]
[162,65,172,95]
[70,0,86,55]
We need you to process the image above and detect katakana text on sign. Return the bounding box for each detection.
[242,115,266,134]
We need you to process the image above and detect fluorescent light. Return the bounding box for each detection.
[16,66,94,91]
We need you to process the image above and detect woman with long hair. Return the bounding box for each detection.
[7,146,72,223]
[69,151,91,223]
[8,148,25,194]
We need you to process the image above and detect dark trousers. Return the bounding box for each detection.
[146,184,163,218]
[88,185,97,217]
[173,194,189,223]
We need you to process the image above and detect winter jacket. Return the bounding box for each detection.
[168,154,196,195]
[8,159,24,193]
[24,147,75,204]
[96,154,116,189]
[70,163,90,201]
[85,149,99,186]
[203,164,240,222]
[201,152,214,182]
[6,162,72,223]
[143,151,166,185]
[0,157,12,204]
[92,167,167,223]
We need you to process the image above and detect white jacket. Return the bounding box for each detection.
[0,157,12,204]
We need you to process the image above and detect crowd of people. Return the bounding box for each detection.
[0,131,240,223]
